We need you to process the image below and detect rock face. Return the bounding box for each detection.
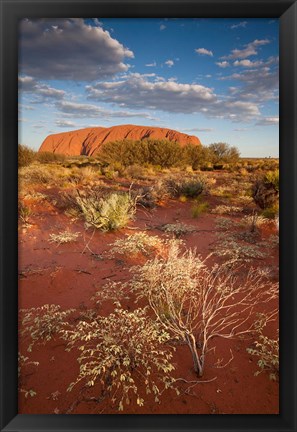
[39,124,201,156]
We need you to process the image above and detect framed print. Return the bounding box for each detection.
[0,0,296,431]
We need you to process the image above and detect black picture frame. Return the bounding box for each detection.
[0,1,296,431]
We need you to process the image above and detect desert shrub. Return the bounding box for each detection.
[18,202,32,225]
[63,306,176,411]
[18,353,39,398]
[261,204,279,219]
[36,151,65,164]
[92,281,131,305]
[214,233,267,263]
[20,304,75,352]
[179,178,206,198]
[99,139,186,169]
[208,142,240,164]
[98,140,148,167]
[19,164,55,185]
[130,241,278,376]
[159,176,206,199]
[146,139,183,168]
[75,190,137,231]
[252,170,279,209]
[247,317,279,381]
[191,200,209,218]
[18,144,36,167]
[49,231,80,245]
[130,186,157,209]
[264,170,279,192]
[124,164,148,180]
[20,191,47,201]
[241,214,270,231]
[200,162,214,171]
[211,205,243,215]
[161,223,196,238]
[108,232,163,257]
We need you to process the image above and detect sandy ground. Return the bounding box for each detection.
[18,181,279,414]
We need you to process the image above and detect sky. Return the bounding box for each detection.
[18,18,279,157]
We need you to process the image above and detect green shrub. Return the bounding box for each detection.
[261,204,279,219]
[75,191,137,231]
[36,151,66,164]
[247,317,279,381]
[264,169,279,192]
[18,144,36,167]
[252,171,279,210]
[18,202,32,225]
[208,142,240,164]
[191,201,209,218]
[160,176,206,199]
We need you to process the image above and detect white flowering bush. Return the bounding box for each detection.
[62,306,177,411]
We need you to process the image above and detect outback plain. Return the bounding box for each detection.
[18,128,279,415]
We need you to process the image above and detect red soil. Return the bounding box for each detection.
[39,124,201,156]
[18,188,279,415]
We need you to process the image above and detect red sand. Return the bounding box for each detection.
[18,190,279,414]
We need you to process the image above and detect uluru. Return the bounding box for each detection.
[39,124,201,156]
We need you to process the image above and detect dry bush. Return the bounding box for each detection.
[161,223,196,238]
[20,191,47,201]
[18,202,32,225]
[20,304,75,352]
[19,164,55,185]
[241,214,270,231]
[49,231,80,245]
[92,281,130,305]
[62,306,176,411]
[18,353,39,398]
[252,170,279,210]
[130,241,278,376]
[247,315,279,381]
[211,205,243,215]
[108,232,164,258]
[18,144,36,167]
[214,233,267,263]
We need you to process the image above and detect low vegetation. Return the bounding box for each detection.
[129,241,278,377]
[18,140,279,413]
[72,190,137,231]
[62,306,176,411]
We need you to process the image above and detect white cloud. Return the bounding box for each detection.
[256,116,279,126]
[216,61,230,68]
[86,73,216,113]
[160,24,166,31]
[56,100,158,121]
[86,72,261,122]
[222,39,270,60]
[165,59,174,68]
[182,127,214,132]
[230,21,247,29]
[195,48,213,57]
[55,120,76,128]
[19,18,134,80]
[19,75,65,100]
[220,66,279,103]
[233,59,263,67]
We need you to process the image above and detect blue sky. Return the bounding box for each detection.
[18,18,279,157]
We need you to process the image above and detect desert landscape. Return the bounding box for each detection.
[18,18,279,415]
[18,125,279,414]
